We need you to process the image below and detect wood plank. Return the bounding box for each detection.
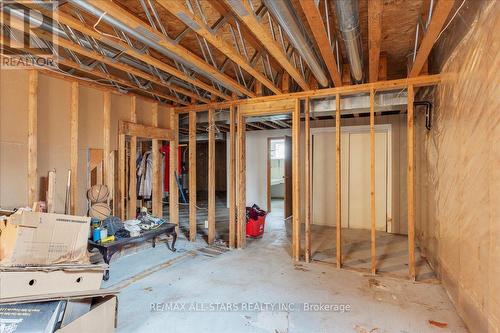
[237,112,246,248]
[70,82,79,215]
[378,52,388,81]
[158,0,281,95]
[169,112,179,226]
[304,98,311,262]
[368,0,384,82]
[370,89,376,274]
[151,103,161,217]
[229,105,236,248]
[47,170,56,213]
[335,93,342,268]
[103,92,111,196]
[175,75,442,113]
[281,72,290,93]
[223,0,309,90]
[409,0,455,77]
[88,0,254,98]
[27,70,38,207]
[298,0,342,87]
[255,81,263,97]
[208,106,216,244]
[407,84,416,280]
[129,96,137,219]
[239,99,296,116]
[119,132,126,220]
[292,99,301,261]
[120,121,174,140]
[189,111,197,241]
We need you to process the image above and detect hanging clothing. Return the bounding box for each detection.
[160,144,182,192]
[137,151,153,199]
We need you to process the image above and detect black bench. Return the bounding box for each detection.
[88,223,177,280]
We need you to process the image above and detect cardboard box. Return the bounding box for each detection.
[0,264,106,299]
[0,211,91,266]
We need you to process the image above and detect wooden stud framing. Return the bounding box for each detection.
[407,84,416,280]
[70,82,79,215]
[119,131,126,219]
[368,0,384,83]
[103,92,111,192]
[129,96,137,219]
[208,106,216,244]
[292,99,301,261]
[189,111,197,242]
[152,103,161,217]
[335,93,342,268]
[370,89,377,274]
[281,73,290,93]
[27,70,38,207]
[169,112,179,226]
[237,112,246,248]
[120,121,174,140]
[304,98,311,262]
[229,105,236,248]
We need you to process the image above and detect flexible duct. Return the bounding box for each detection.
[335,0,364,83]
[262,0,329,87]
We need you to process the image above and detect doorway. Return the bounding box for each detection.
[266,137,291,219]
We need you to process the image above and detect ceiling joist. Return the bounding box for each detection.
[368,0,384,83]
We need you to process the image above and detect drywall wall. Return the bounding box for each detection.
[415,2,499,332]
[0,69,29,209]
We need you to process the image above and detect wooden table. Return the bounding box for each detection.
[88,223,177,280]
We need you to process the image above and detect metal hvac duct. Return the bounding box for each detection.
[69,0,244,95]
[335,0,364,83]
[261,0,329,87]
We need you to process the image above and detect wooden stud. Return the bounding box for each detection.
[229,105,236,248]
[304,98,311,262]
[335,93,342,268]
[368,0,384,83]
[237,112,246,248]
[70,81,78,215]
[378,52,388,81]
[103,92,111,195]
[409,0,454,77]
[208,105,216,244]
[120,121,174,140]
[407,84,416,280]
[119,132,125,220]
[27,70,38,207]
[370,89,376,274]
[281,73,290,93]
[292,99,301,261]
[47,169,56,213]
[189,110,197,241]
[169,111,179,226]
[255,81,263,97]
[129,96,137,219]
[152,103,161,217]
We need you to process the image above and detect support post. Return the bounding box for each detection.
[208,106,216,244]
[336,93,342,268]
[27,70,38,207]
[237,112,246,248]
[169,111,179,226]
[292,99,301,261]
[70,82,78,214]
[152,103,161,217]
[407,84,416,280]
[189,110,197,241]
[370,88,376,274]
[128,96,137,219]
[229,105,236,248]
[304,98,311,262]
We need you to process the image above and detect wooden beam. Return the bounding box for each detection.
[70,82,79,215]
[208,104,216,244]
[255,81,263,97]
[292,99,301,261]
[189,110,197,242]
[223,0,309,90]
[88,0,255,98]
[237,112,246,248]
[298,0,342,87]
[120,121,174,140]
[368,0,384,83]
[103,92,111,193]
[335,93,342,268]
[229,104,236,248]
[169,112,179,226]
[378,52,388,81]
[407,84,416,280]
[304,98,311,262]
[20,2,220,102]
[158,0,281,95]
[152,103,161,217]
[370,89,377,274]
[128,96,137,219]
[409,0,455,77]
[239,99,296,116]
[118,131,126,219]
[27,70,38,207]
[175,74,442,113]
[281,72,290,93]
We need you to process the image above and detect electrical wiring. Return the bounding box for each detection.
[93,11,128,44]
[435,0,467,42]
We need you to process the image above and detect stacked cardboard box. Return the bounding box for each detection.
[0,211,117,332]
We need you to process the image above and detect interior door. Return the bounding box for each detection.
[284,135,293,219]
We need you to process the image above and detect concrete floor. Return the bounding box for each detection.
[108,200,467,333]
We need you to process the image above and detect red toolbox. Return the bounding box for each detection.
[246,206,267,238]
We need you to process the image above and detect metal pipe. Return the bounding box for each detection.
[335,0,364,83]
[261,0,329,87]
